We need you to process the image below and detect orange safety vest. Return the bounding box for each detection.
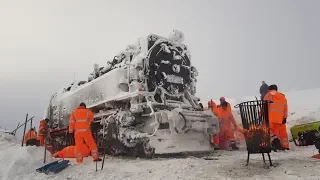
[24,130,37,144]
[38,120,48,136]
[69,106,94,133]
[264,90,288,124]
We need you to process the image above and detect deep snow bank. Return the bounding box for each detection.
[0,132,52,180]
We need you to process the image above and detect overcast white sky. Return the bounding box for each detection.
[0,0,319,132]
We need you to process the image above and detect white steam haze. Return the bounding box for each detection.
[0,0,319,136]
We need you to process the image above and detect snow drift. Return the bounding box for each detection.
[0,132,52,180]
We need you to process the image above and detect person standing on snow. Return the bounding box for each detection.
[218,97,232,112]
[69,102,102,163]
[217,101,239,150]
[260,81,269,100]
[37,118,49,146]
[205,98,231,113]
[264,84,289,150]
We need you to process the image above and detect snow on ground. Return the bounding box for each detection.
[16,144,320,180]
[1,88,320,180]
[0,133,53,180]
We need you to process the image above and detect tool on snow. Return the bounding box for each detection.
[36,160,70,174]
[45,160,70,174]
[36,160,60,173]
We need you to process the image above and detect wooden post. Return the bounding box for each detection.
[21,113,28,146]
[43,136,47,164]
[29,117,33,140]
[13,122,20,136]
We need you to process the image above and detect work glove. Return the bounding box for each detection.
[282,118,287,124]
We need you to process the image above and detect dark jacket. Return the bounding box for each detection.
[260,83,269,99]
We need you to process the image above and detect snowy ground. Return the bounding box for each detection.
[1,88,320,180]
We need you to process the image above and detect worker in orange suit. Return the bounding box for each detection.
[218,97,232,112]
[207,100,219,115]
[53,144,90,158]
[24,128,37,144]
[218,101,239,150]
[264,84,289,150]
[37,118,49,146]
[207,97,231,115]
[69,102,102,163]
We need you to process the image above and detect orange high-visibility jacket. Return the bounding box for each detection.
[69,106,94,133]
[24,130,37,144]
[53,145,90,158]
[38,120,48,136]
[218,109,238,131]
[208,100,219,116]
[264,90,288,124]
[218,102,232,113]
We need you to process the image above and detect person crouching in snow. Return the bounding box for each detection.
[218,101,239,150]
[53,144,90,159]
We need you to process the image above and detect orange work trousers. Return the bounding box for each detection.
[270,122,289,149]
[210,134,220,147]
[37,135,45,146]
[219,129,235,150]
[74,130,98,163]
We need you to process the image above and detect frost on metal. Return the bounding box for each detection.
[45,30,219,154]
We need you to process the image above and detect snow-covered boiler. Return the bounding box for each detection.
[44,30,219,157]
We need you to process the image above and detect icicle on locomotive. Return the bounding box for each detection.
[44,30,220,157]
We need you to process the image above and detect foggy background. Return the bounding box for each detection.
[0,0,319,136]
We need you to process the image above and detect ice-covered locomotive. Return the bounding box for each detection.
[44,30,219,157]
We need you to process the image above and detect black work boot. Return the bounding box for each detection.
[231,141,239,150]
[271,138,282,152]
[93,158,102,162]
[213,144,221,150]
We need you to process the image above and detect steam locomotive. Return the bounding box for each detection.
[44,30,219,157]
